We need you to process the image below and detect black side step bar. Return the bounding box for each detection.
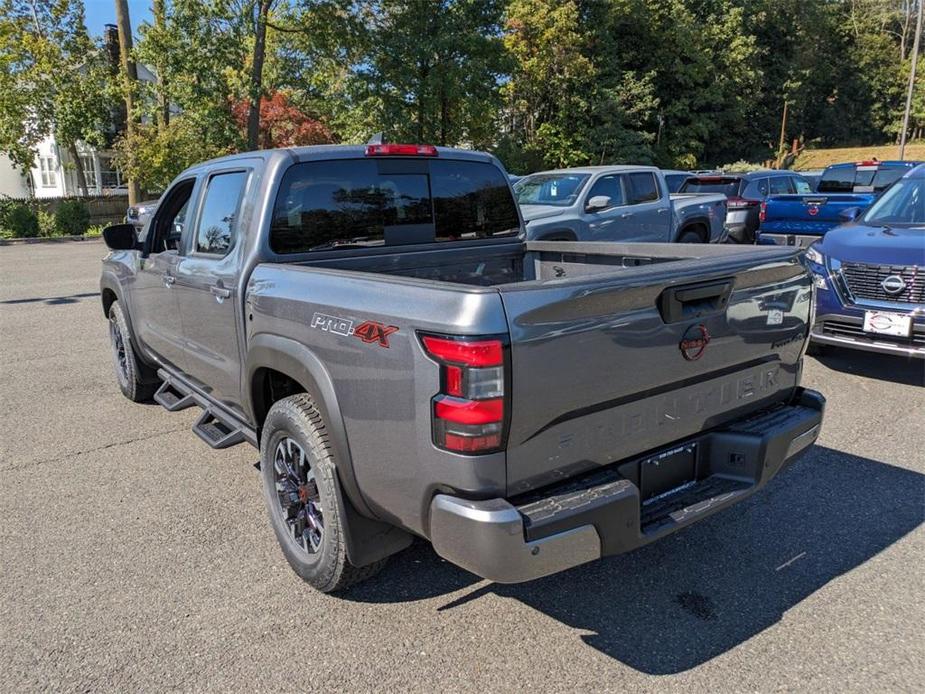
[153,381,196,412]
[154,369,257,449]
[193,409,246,449]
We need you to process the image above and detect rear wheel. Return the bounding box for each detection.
[677,228,705,243]
[108,301,158,402]
[260,393,386,593]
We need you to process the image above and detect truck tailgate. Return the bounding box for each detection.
[500,242,812,494]
[760,193,873,236]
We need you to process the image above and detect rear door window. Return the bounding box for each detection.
[270,158,519,253]
[626,172,661,203]
[769,176,793,195]
[194,171,248,255]
[741,178,768,198]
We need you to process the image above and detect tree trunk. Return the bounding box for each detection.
[153,0,169,132]
[247,0,273,151]
[114,0,141,205]
[68,142,88,196]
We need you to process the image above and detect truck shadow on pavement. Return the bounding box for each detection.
[346,445,924,674]
[812,349,925,387]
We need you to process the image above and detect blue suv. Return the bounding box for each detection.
[805,164,925,358]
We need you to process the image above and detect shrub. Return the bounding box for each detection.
[54,199,90,236]
[1,203,39,238]
[37,210,57,237]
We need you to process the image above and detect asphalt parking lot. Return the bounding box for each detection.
[1,240,923,692]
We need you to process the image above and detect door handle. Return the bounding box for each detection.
[620,212,634,219]
[163,273,175,287]
[210,285,232,300]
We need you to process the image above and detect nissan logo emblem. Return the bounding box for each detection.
[680,324,711,361]
[881,275,907,295]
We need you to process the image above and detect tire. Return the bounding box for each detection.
[677,228,704,243]
[260,393,386,593]
[108,301,158,402]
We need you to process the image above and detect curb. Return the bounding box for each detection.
[0,235,103,246]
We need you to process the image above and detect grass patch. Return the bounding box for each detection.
[794,143,925,170]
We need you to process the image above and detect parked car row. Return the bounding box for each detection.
[124,151,921,362]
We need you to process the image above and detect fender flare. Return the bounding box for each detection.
[245,334,412,566]
[245,334,371,518]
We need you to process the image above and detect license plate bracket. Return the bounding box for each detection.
[863,310,912,337]
[640,445,697,503]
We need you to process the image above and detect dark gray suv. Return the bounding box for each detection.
[680,171,813,243]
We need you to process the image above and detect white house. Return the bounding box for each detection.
[0,26,159,200]
[22,135,127,199]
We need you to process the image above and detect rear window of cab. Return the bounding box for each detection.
[269,159,520,254]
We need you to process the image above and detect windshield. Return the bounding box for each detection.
[514,173,589,206]
[862,177,925,226]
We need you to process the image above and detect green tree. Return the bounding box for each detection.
[0,0,112,192]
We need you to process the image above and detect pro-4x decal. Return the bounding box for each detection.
[310,312,399,348]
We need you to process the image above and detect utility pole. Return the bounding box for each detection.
[777,99,789,169]
[900,0,923,159]
[114,0,141,205]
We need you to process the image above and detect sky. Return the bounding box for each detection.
[83,0,154,36]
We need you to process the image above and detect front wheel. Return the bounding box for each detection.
[108,301,158,402]
[260,393,386,593]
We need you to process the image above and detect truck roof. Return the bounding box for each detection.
[526,165,660,176]
[178,144,498,177]
[825,160,918,170]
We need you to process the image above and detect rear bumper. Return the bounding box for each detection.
[429,389,825,583]
[759,232,820,249]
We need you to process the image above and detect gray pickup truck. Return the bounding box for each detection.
[100,144,824,593]
[514,166,727,243]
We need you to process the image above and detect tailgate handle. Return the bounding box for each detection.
[658,279,733,323]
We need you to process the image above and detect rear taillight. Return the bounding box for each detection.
[727,196,761,211]
[759,201,767,222]
[421,334,507,454]
[365,143,438,156]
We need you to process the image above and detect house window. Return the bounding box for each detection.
[99,155,122,188]
[39,157,57,187]
[79,154,98,188]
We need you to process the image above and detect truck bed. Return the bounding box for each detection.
[284,239,804,287]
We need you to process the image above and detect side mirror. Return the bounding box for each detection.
[839,207,861,222]
[586,195,612,211]
[102,223,139,251]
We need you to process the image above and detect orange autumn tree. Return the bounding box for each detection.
[232,92,335,149]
